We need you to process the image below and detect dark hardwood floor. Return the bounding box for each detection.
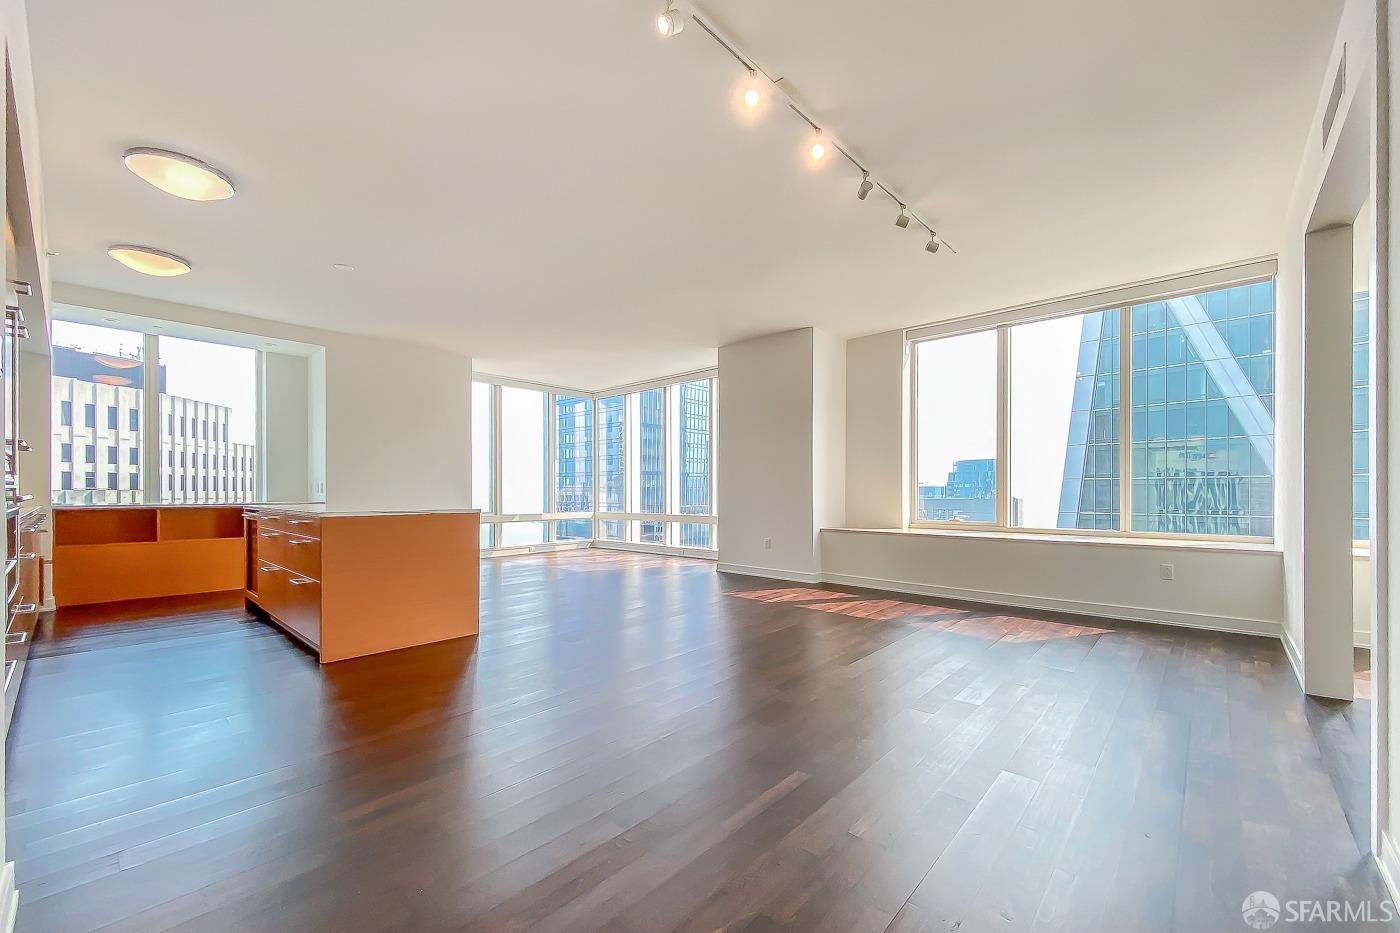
[4,550,1393,932]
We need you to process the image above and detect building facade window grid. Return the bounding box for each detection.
[50,327,260,507]
[911,276,1276,541]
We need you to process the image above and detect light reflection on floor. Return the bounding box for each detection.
[728,587,1109,641]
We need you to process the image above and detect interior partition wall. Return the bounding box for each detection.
[472,369,718,555]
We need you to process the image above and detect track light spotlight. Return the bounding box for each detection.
[925,234,941,254]
[743,84,761,110]
[895,206,911,228]
[857,172,873,200]
[657,4,685,37]
[809,130,827,164]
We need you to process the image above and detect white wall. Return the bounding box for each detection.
[17,345,49,508]
[262,351,312,502]
[812,328,847,554]
[1277,0,1377,678]
[718,328,819,576]
[822,529,1287,636]
[845,329,904,528]
[54,284,473,513]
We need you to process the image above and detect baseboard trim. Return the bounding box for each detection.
[716,562,822,584]
[1358,628,1373,649]
[818,571,1283,639]
[594,540,718,560]
[1378,831,1400,906]
[1282,627,1305,688]
[0,861,17,933]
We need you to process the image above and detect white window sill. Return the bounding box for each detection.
[821,526,1283,556]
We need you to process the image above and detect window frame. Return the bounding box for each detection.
[50,313,271,507]
[473,369,719,555]
[907,261,1277,544]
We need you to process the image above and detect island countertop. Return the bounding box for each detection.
[52,503,482,518]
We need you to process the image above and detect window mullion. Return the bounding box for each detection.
[996,327,1011,529]
[141,333,159,504]
[1119,305,1132,533]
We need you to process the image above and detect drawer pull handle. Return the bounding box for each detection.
[9,603,35,614]
[287,519,314,525]
[4,631,25,645]
[288,578,315,586]
[259,531,281,538]
[259,566,278,573]
[287,539,312,546]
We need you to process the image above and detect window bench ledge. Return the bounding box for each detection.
[821,526,1283,556]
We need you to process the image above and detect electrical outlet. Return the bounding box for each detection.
[1159,563,1175,582]
[763,537,772,550]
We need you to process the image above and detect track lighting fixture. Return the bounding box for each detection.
[657,3,685,37]
[743,81,761,110]
[656,2,951,260]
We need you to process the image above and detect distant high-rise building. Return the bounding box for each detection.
[918,458,1021,525]
[555,395,593,540]
[677,380,712,547]
[1059,280,1275,537]
[51,346,256,505]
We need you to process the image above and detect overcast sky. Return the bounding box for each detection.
[916,316,1084,527]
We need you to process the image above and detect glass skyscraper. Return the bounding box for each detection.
[677,380,712,547]
[638,387,665,543]
[554,395,593,540]
[1060,280,1275,537]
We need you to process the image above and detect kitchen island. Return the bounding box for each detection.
[242,506,480,662]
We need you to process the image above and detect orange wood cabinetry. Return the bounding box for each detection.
[53,506,246,606]
[243,508,479,663]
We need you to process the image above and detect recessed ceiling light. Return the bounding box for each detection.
[108,245,192,277]
[332,263,355,272]
[123,147,234,201]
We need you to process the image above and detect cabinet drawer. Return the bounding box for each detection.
[255,560,286,620]
[261,513,320,538]
[280,533,321,580]
[255,527,286,568]
[282,575,321,648]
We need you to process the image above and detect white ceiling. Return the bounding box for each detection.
[30,0,1341,391]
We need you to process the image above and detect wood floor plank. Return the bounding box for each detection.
[2,550,1388,932]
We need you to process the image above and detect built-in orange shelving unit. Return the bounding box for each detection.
[53,506,246,606]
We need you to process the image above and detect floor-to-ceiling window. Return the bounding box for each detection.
[597,395,625,540]
[554,395,593,541]
[599,373,717,551]
[473,372,717,553]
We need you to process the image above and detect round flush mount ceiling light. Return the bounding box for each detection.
[108,245,192,277]
[123,147,234,201]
